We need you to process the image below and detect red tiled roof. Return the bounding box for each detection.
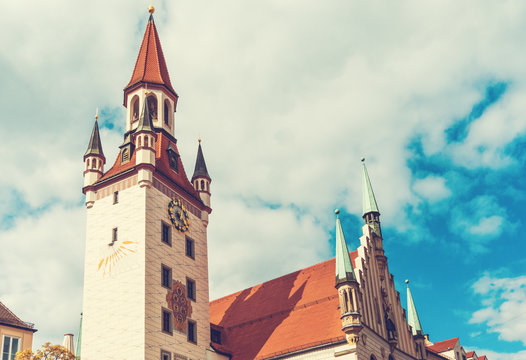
[427,337,459,353]
[0,301,35,331]
[466,351,475,357]
[478,356,488,360]
[125,15,176,98]
[96,132,202,205]
[209,252,358,360]
[154,133,201,202]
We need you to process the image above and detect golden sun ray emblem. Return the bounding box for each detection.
[97,240,138,275]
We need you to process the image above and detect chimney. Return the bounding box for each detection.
[63,333,75,354]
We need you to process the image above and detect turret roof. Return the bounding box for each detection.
[192,141,210,181]
[335,210,356,286]
[362,160,379,215]
[124,14,177,98]
[136,93,155,132]
[84,120,104,158]
[406,281,424,335]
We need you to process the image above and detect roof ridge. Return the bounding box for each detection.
[210,252,358,305]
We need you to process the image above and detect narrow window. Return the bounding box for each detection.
[92,159,96,169]
[113,191,118,204]
[161,222,171,246]
[2,335,20,360]
[210,329,221,344]
[200,180,205,191]
[185,236,195,259]
[147,95,158,120]
[160,350,171,360]
[162,265,172,289]
[112,228,118,244]
[187,320,197,344]
[186,277,196,301]
[162,309,172,334]
[164,101,170,125]
[131,95,139,122]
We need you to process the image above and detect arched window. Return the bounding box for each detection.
[138,136,142,147]
[164,100,170,126]
[92,159,97,169]
[200,180,205,191]
[87,159,90,169]
[147,94,158,120]
[131,95,139,122]
[371,355,377,360]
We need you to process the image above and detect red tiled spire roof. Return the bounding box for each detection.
[426,337,459,352]
[124,15,178,103]
[0,301,36,332]
[209,252,359,360]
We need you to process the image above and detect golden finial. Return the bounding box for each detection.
[198,134,201,143]
[95,107,99,120]
[148,0,155,14]
[144,84,149,95]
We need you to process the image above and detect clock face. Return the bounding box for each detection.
[97,239,137,275]
[168,198,190,232]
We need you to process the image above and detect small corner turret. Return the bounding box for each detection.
[406,280,426,359]
[192,138,211,219]
[83,111,105,208]
[334,209,362,346]
[135,92,157,188]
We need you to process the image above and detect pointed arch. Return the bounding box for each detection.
[147,94,158,121]
[131,95,140,122]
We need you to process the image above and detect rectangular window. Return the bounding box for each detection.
[160,350,171,360]
[162,222,171,246]
[113,191,119,204]
[210,329,221,344]
[162,265,172,289]
[185,236,194,259]
[186,277,196,301]
[162,309,172,334]
[187,320,197,344]
[2,335,20,360]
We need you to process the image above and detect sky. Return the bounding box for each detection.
[0,0,525,358]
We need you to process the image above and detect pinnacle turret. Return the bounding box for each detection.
[335,209,356,286]
[361,159,382,237]
[136,94,155,133]
[192,140,210,182]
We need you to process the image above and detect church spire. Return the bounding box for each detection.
[335,209,355,286]
[124,13,177,100]
[405,280,423,336]
[361,158,382,237]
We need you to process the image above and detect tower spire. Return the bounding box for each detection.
[192,138,210,181]
[405,280,423,336]
[361,158,382,237]
[192,138,212,214]
[335,209,355,285]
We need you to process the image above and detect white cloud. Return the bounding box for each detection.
[470,274,526,345]
[413,176,451,202]
[0,205,85,347]
[1,0,526,352]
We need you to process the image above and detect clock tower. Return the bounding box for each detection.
[81,7,212,360]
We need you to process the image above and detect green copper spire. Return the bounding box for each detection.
[405,280,423,336]
[136,96,154,132]
[335,209,356,286]
[84,120,104,158]
[361,158,379,216]
[75,313,82,359]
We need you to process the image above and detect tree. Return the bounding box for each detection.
[15,342,76,360]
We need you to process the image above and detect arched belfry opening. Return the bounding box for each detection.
[164,99,171,127]
[131,95,139,123]
[147,94,158,121]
